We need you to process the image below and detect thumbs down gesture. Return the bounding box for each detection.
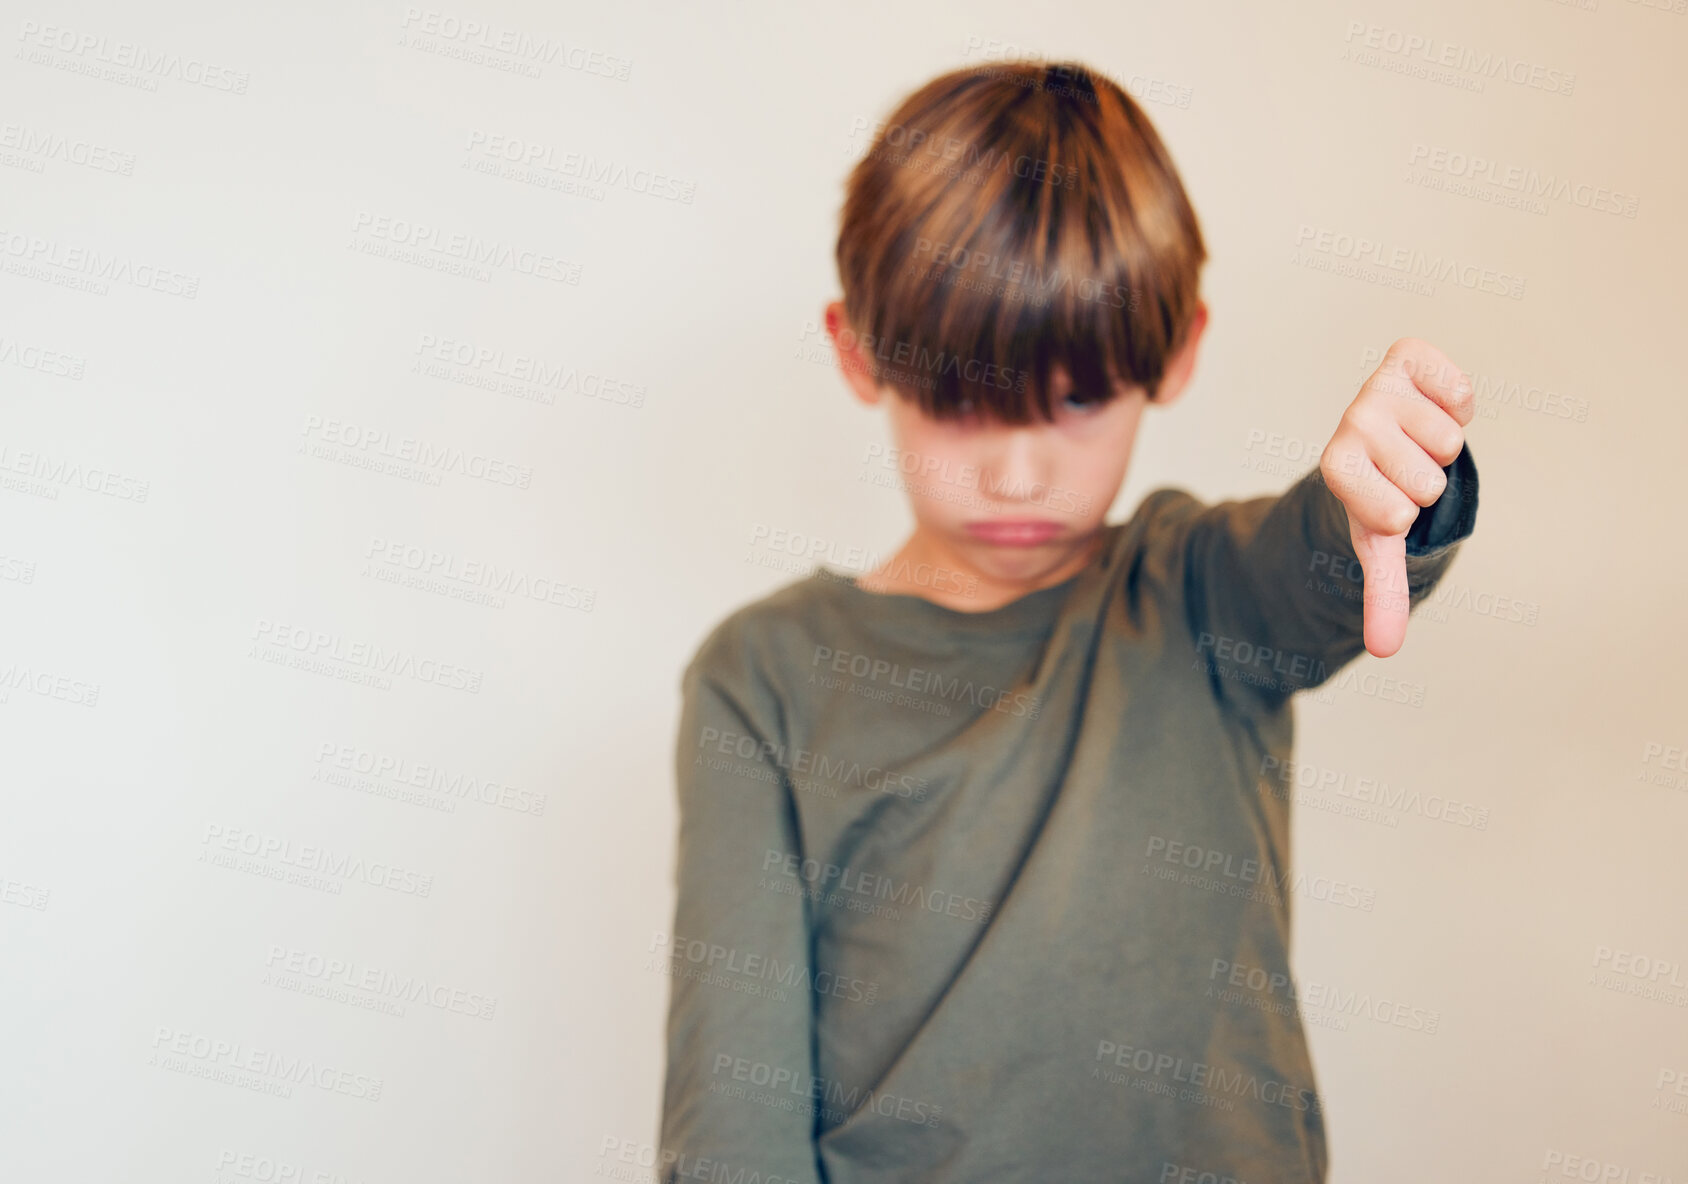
[1318,338,1476,660]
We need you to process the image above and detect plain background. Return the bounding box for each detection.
[1,1,1684,1180]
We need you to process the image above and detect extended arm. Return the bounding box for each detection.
[657,655,825,1184]
[1173,441,1478,712]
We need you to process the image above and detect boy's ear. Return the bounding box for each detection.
[825,300,886,407]
[1151,300,1208,408]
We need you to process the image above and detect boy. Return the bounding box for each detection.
[656,60,1478,1182]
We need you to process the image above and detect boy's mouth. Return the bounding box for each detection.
[964,519,1064,547]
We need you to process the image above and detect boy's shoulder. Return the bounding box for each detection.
[681,572,844,696]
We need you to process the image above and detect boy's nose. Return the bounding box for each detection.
[977,427,1051,503]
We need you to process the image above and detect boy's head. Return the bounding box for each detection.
[827,60,1209,583]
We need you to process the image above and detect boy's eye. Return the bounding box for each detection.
[1062,390,1104,413]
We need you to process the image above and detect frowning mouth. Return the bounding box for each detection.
[964,520,1064,547]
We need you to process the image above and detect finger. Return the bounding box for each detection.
[1362,378,1466,468]
[1378,338,1475,427]
[1351,519,1410,658]
[1323,445,1423,538]
[1362,421,1449,510]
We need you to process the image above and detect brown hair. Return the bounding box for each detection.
[834,60,1207,423]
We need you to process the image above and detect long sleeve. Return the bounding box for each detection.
[656,633,826,1184]
[1162,441,1480,712]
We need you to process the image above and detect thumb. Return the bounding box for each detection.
[1349,518,1410,659]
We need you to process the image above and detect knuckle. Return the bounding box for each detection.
[1451,383,1477,421]
[1319,435,1348,471]
[1385,336,1424,369]
[1413,466,1448,507]
[1434,421,1465,461]
[1348,402,1391,439]
[1319,455,1340,490]
[1386,500,1419,535]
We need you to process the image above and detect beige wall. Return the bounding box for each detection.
[1,0,1682,1180]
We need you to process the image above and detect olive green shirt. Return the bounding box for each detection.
[657,446,1478,1183]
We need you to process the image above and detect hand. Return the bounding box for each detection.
[1318,338,1475,659]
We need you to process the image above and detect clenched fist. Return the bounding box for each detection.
[1319,338,1476,660]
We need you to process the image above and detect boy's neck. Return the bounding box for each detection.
[855,525,1109,612]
